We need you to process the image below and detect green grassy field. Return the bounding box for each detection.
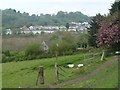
[0,64,2,89]
[2,52,118,88]
[62,59,118,88]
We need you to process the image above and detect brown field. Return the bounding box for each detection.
[2,31,79,52]
[2,35,50,51]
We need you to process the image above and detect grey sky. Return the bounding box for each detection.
[0,0,115,16]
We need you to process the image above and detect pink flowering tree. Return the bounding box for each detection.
[96,13,120,60]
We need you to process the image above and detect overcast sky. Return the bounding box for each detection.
[0,0,115,16]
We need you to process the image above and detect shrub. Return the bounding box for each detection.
[2,50,11,56]
[2,50,27,63]
[25,43,43,60]
[49,40,77,56]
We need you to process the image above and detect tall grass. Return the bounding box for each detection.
[2,35,49,51]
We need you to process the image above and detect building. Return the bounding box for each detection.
[6,29,12,35]
[20,26,32,34]
[6,21,90,35]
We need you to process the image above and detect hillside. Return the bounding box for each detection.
[2,51,118,88]
[2,8,91,29]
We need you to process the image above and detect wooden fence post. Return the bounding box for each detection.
[55,63,59,81]
[36,66,44,85]
[39,66,44,84]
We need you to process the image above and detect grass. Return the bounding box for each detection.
[0,64,2,89]
[2,52,118,88]
[2,53,84,88]
[64,57,118,88]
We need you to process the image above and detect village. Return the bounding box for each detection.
[5,22,90,35]
[1,0,119,88]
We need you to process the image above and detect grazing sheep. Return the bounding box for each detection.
[67,64,74,68]
[77,64,84,68]
[115,51,120,54]
[18,86,21,88]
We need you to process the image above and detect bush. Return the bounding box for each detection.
[49,40,77,56]
[2,50,27,63]
[25,43,43,60]
[2,55,14,63]
[2,50,11,56]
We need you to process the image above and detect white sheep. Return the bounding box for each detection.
[67,64,74,68]
[77,64,84,68]
[18,86,21,88]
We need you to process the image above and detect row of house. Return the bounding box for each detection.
[5,22,90,35]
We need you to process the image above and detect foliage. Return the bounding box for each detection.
[88,14,104,47]
[65,23,70,30]
[49,31,77,56]
[2,51,27,63]
[58,40,77,55]
[96,2,120,58]
[109,1,120,15]
[77,33,89,48]
[2,9,90,30]
[2,31,83,62]
[2,30,93,62]
[25,43,43,60]
[96,13,120,49]
[96,1,120,52]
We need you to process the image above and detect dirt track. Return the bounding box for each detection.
[49,56,118,88]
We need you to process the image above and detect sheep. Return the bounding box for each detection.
[18,86,21,88]
[77,64,84,68]
[67,64,74,68]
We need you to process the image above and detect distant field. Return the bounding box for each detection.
[2,52,118,88]
[2,35,45,51]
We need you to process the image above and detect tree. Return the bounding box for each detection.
[96,1,120,60]
[49,31,77,56]
[96,13,120,60]
[109,1,120,15]
[65,23,69,30]
[2,9,90,33]
[97,0,120,48]
[88,14,103,47]
[77,33,89,48]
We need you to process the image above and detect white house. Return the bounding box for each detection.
[21,29,32,34]
[44,30,54,34]
[6,29,12,35]
[20,26,30,34]
[29,26,34,30]
[32,30,41,34]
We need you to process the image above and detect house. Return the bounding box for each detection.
[44,30,54,34]
[18,22,90,35]
[6,29,12,35]
[32,30,41,34]
[21,29,32,34]
[59,26,66,30]
[20,26,31,34]
[29,26,34,30]
[29,26,43,30]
